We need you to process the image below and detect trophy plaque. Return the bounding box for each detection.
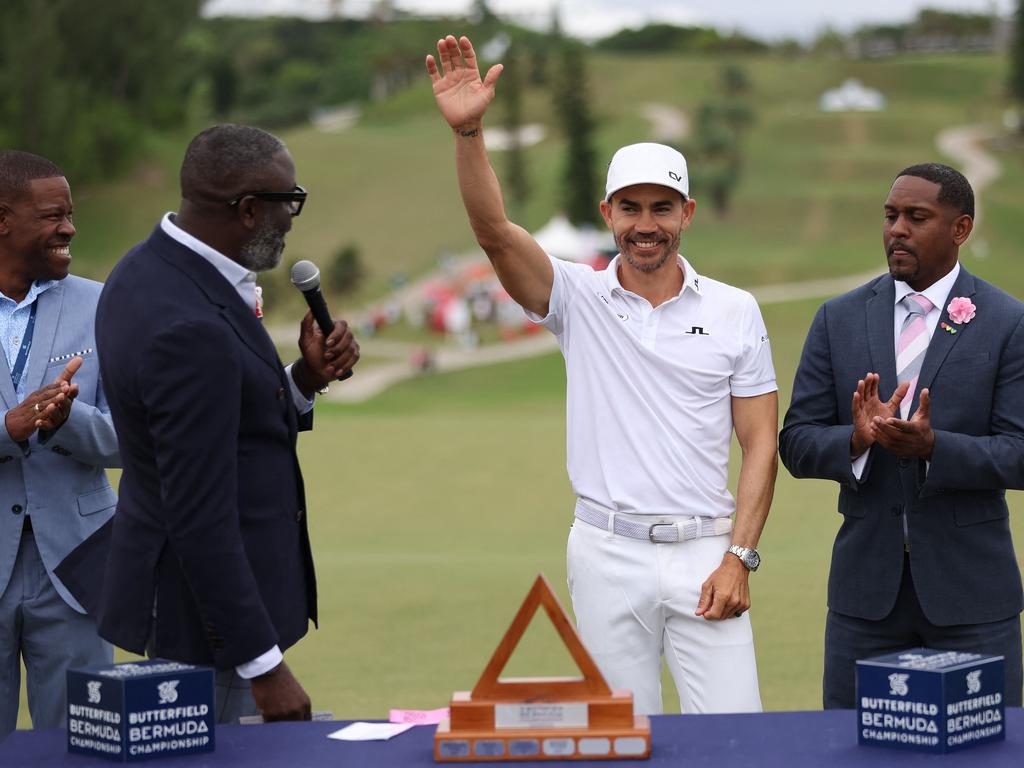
[434,574,650,762]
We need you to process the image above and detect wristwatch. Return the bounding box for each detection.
[728,545,761,572]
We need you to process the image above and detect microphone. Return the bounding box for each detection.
[290,260,353,381]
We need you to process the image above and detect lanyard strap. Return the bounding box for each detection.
[10,301,38,391]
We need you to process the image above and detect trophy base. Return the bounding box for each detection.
[434,715,651,762]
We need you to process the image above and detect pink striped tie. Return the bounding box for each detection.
[896,293,934,418]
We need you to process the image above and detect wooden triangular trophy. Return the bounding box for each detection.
[434,574,650,761]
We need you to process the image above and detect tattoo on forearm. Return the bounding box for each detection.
[456,128,480,138]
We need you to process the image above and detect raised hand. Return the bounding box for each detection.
[850,373,907,457]
[425,35,503,130]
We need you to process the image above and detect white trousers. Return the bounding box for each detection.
[566,518,762,715]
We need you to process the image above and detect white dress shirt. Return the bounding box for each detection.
[0,280,58,401]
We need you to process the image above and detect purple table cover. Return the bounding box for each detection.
[1,709,1021,767]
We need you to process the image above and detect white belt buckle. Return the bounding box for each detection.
[648,522,676,543]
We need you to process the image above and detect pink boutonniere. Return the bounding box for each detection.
[946,296,976,325]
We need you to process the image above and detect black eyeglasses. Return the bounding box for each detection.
[228,185,307,216]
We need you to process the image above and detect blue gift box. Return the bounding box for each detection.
[67,659,215,762]
[856,647,1005,753]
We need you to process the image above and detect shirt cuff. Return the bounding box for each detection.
[284,364,314,415]
[852,448,870,480]
[235,646,283,679]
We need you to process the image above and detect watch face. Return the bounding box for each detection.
[729,545,760,571]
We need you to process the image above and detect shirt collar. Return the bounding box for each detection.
[893,261,960,312]
[160,212,256,293]
[603,253,702,298]
[0,279,59,309]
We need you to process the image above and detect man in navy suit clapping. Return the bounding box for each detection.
[780,164,1024,708]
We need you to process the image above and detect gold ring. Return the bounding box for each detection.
[33,403,41,414]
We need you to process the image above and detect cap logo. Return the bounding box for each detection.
[669,171,682,182]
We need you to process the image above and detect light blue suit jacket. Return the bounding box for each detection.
[0,275,120,612]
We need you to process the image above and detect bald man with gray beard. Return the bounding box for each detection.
[58,125,359,724]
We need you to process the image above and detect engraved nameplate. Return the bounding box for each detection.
[494,703,589,729]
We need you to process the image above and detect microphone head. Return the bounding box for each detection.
[290,260,321,292]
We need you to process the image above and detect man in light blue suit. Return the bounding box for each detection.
[0,151,119,739]
[780,164,1024,708]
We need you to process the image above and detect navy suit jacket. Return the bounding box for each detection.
[59,224,316,668]
[779,266,1024,626]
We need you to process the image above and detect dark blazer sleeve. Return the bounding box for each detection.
[779,302,863,486]
[923,312,1024,495]
[140,317,278,666]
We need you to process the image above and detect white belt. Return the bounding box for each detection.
[574,498,733,543]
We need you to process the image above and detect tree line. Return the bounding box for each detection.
[0,0,204,182]
[2,3,1022,188]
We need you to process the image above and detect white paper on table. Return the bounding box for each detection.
[327,722,415,741]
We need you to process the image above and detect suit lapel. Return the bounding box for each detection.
[24,281,64,392]
[149,228,282,375]
[218,303,283,374]
[915,267,974,407]
[0,335,14,409]
[865,275,897,389]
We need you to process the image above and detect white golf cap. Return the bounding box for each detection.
[605,142,688,201]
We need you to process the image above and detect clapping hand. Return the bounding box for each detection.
[4,357,81,442]
[872,388,935,459]
[850,372,907,457]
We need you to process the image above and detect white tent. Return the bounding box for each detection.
[819,79,886,112]
[532,214,615,262]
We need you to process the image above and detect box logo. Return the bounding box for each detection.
[888,673,910,696]
[157,680,179,705]
[966,671,982,695]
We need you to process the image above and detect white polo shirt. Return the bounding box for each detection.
[528,254,776,518]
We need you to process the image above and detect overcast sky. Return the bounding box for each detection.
[203,0,1016,41]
